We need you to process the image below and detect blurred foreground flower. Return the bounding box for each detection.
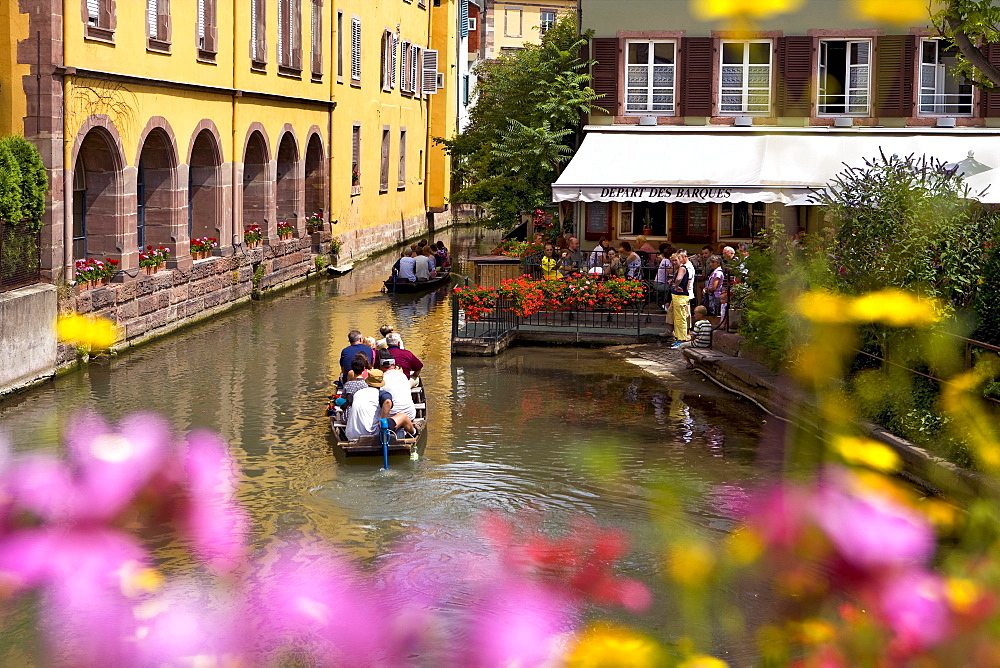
[852,0,927,24]
[56,312,119,350]
[691,0,803,20]
[566,623,666,667]
[798,288,940,328]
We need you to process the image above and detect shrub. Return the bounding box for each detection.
[0,141,23,225]
[0,136,48,230]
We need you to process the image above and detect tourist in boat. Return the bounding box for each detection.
[339,330,375,383]
[397,249,418,283]
[415,248,431,281]
[384,332,422,385]
[377,352,417,420]
[434,241,450,268]
[345,351,372,382]
[422,246,438,278]
[345,369,416,440]
[376,324,404,350]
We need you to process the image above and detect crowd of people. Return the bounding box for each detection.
[333,326,425,440]
[392,239,450,283]
[524,233,751,350]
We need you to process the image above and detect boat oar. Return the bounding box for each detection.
[379,417,391,470]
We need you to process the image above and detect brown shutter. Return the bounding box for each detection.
[312,0,322,74]
[672,203,688,240]
[776,36,812,116]
[100,0,115,29]
[206,0,218,52]
[680,37,714,117]
[294,0,303,68]
[980,42,1000,117]
[158,0,171,43]
[875,35,916,117]
[591,38,619,116]
[256,0,267,62]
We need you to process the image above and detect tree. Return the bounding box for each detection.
[439,14,599,229]
[0,141,24,226]
[0,136,48,231]
[933,0,1000,88]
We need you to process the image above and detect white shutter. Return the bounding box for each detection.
[401,40,410,91]
[148,0,159,37]
[251,0,258,55]
[351,17,361,80]
[197,0,206,46]
[422,49,439,95]
[391,34,398,89]
[410,44,419,96]
[278,0,285,63]
[87,0,100,23]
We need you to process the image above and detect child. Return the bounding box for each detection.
[672,305,712,353]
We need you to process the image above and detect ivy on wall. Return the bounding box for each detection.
[0,136,48,232]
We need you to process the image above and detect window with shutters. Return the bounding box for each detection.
[380,127,390,192]
[84,0,116,41]
[460,0,469,38]
[391,35,398,89]
[920,39,973,115]
[719,41,772,115]
[336,11,344,82]
[719,203,764,239]
[381,31,393,90]
[310,0,322,79]
[251,0,267,67]
[197,0,218,59]
[422,49,439,95]
[617,203,633,238]
[540,10,555,34]
[398,129,407,189]
[817,40,870,115]
[351,124,361,194]
[625,40,675,114]
[147,0,171,51]
[411,44,421,98]
[504,8,522,38]
[350,16,362,82]
[277,0,302,72]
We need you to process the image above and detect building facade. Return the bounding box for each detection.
[555,0,1000,249]
[481,0,576,58]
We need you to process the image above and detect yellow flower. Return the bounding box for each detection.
[849,289,940,328]
[852,0,929,24]
[678,656,729,668]
[725,528,763,565]
[57,313,119,350]
[797,618,835,645]
[833,435,902,473]
[118,561,164,598]
[668,540,716,587]
[692,0,803,19]
[946,577,980,614]
[796,291,851,324]
[565,624,664,668]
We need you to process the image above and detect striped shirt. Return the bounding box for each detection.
[691,319,713,348]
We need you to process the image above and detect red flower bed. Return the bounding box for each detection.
[455,275,646,321]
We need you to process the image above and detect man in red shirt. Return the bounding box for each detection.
[384,332,422,382]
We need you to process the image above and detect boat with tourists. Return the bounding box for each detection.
[327,380,427,457]
[383,267,452,293]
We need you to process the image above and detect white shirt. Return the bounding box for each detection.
[398,256,417,281]
[346,386,385,440]
[415,256,430,279]
[383,368,416,419]
[684,260,696,299]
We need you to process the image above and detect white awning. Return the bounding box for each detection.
[552,130,1000,204]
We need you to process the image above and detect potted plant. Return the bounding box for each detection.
[277,221,294,240]
[244,224,263,247]
[727,280,752,331]
[139,245,170,274]
[306,212,324,234]
[641,209,653,237]
[74,257,118,289]
[190,236,218,260]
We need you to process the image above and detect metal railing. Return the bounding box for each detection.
[0,222,42,292]
[452,292,519,343]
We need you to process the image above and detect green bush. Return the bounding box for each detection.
[0,141,23,225]
[0,136,48,230]
[972,240,1000,347]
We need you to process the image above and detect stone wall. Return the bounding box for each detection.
[0,284,58,394]
[60,236,323,352]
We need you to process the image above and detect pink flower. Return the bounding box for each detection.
[877,569,951,650]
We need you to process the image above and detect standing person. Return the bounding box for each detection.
[669,253,692,344]
[385,332,423,384]
[339,330,374,382]
[540,244,559,280]
[703,256,724,317]
[397,250,418,283]
[345,369,415,440]
[736,242,750,276]
[721,246,736,266]
[653,250,673,309]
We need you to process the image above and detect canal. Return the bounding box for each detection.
[0,228,774,661]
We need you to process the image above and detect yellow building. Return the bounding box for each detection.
[0,0,457,282]
[483,0,577,57]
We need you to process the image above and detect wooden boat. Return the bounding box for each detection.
[328,379,427,457]
[326,262,354,275]
[382,267,452,293]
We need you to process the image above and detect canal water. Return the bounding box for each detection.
[0,228,774,661]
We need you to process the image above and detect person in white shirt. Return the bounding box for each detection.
[397,250,418,282]
[376,352,417,419]
[345,369,415,440]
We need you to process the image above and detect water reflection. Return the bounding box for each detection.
[0,225,769,656]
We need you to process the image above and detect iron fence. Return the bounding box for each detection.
[452,293,519,343]
[0,222,41,292]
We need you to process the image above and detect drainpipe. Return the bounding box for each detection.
[62,0,72,281]
[232,0,239,250]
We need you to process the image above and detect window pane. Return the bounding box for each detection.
[722,42,744,64]
[748,42,770,64]
[628,42,649,64]
[627,65,648,87]
[850,41,869,65]
[653,42,674,64]
[922,39,937,64]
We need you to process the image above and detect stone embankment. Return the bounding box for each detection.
[615,332,996,504]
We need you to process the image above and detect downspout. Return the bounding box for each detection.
[232,0,239,249]
[62,0,72,281]
[422,0,434,219]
